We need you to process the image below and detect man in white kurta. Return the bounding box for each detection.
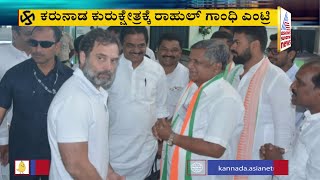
[228,27,295,180]
[108,27,169,179]
[261,60,320,180]
[154,39,244,180]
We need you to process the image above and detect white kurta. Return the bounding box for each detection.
[164,78,244,180]
[108,55,169,179]
[276,111,320,180]
[48,69,110,180]
[228,58,295,179]
[166,63,189,119]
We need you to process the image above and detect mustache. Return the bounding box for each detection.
[162,55,175,59]
[130,52,144,55]
[292,89,297,96]
[98,70,113,77]
[231,50,238,55]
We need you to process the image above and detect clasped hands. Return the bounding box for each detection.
[259,143,285,160]
[152,118,173,141]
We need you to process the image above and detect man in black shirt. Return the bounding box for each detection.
[0,26,73,179]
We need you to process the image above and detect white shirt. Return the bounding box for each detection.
[0,44,30,145]
[286,63,299,82]
[277,111,320,180]
[229,58,295,160]
[48,68,109,180]
[166,63,189,119]
[146,47,156,61]
[164,78,244,180]
[108,54,169,179]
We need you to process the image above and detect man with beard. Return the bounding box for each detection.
[0,26,73,180]
[260,60,320,180]
[47,28,123,180]
[158,33,189,119]
[227,27,295,180]
[108,27,169,179]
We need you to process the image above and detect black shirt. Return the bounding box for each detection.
[0,58,73,162]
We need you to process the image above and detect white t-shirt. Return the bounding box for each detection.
[164,78,244,180]
[0,44,30,145]
[48,68,109,180]
[228,58,295,160]
[166,63,189,119]
[108,54,169,179]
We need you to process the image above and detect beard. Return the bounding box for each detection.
[232,47,252,65]
[82,60,115,89]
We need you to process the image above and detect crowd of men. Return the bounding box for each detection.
[0,26,318,180]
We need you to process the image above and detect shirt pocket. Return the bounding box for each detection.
[136,77,157,104]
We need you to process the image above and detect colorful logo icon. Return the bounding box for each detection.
[14,160,30,175]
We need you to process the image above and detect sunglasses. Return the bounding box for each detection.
[28,39,56,48]
[265,48,279,55]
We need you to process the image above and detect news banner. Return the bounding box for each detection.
[14,6,291,176]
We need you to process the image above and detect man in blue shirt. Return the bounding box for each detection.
[0,26,73,179]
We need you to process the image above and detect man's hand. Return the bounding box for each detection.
[155,119,173,141]
[260,143,285,160]
[0,145,8,166]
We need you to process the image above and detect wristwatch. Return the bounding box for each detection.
[167,132,175,146]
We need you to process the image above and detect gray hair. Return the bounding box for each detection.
[191,39,229,70]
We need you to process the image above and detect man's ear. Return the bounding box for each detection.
[79,51,86,68]
[250,40,260,52]
[288,50,297,62]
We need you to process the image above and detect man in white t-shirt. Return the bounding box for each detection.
[47,29,123,180]
[0,26,33,180]
[157,32,189,119]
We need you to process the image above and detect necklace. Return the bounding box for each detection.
[33,69,58,94]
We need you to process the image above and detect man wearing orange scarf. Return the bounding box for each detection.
[227,26,295,180]
[153,39,244,180]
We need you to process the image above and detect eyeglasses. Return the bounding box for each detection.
[265,48,279,55]
[28,39,56,48]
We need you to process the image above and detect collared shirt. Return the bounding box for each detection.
[164,78,244,180]
[0,58,73,164]
[286,63,299,82]
[108,54,169,179]
[228,58,295,161]
[166,63,189,119]
[48,68,109,180]
[0,44,30,145]
[277,111,320,180]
